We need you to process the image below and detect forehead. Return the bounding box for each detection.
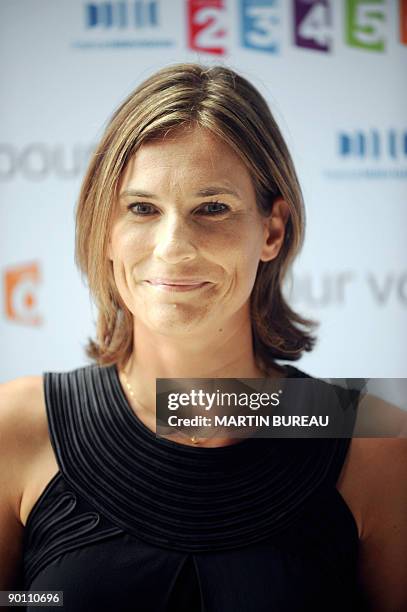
[120,127,253,195]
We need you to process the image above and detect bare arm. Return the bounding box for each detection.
[0,475,24,590]
[355,439,407,611]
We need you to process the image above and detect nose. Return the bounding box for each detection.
[153,213,198,264]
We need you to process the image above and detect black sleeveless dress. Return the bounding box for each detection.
[22,364,368,611]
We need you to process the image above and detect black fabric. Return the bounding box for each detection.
[22,364,368,611]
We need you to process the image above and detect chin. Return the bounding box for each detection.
[144,307,215,335]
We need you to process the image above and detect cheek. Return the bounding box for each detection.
[221,223,264,266]
[214,226,264,298]
[206,217,262,255]
[233,249,263,291]
[110,227,146,261]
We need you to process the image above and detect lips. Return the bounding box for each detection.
[146,279,209,286]
[143,279,211,293]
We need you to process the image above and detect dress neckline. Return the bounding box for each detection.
[110,362,303,454]
[42,363,348,552]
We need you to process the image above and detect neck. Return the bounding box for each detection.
[118,313,284,446]
[128,315,263,378]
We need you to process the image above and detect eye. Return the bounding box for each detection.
[128,203,156,216]
[198,201,229,216]
[127,201,230,217]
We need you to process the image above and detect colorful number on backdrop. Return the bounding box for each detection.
[293,0,332,52]
[240,0,280,53]
[345,0,386,51]
[187,0,226,54]
[185,0,401,54]
[401,0,407,44]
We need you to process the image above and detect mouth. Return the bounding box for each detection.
[143,281,211,293]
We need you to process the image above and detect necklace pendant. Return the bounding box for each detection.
[191,436,199,444]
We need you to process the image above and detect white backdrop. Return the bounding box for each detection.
[1,0,406,384]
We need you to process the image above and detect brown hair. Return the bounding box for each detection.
[75,63,317,373]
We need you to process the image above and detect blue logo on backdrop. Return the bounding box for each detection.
[72,0,174,49]
[324,128,407,180]
[338,130,407,160]
[85,0,158,29]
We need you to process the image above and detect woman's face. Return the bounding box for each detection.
[108,126,280,337]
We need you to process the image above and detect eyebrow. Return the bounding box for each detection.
[119,186,241,199]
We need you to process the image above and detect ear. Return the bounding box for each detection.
[259,198,290,263]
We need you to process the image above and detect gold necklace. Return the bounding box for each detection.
[121,370,201,445]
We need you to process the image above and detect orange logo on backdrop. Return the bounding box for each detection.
[402,0,407,45]
[4,262,42,325]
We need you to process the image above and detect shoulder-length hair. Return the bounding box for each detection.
[75,63,317,374]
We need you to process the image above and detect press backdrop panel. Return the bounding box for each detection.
[1,0,406,382]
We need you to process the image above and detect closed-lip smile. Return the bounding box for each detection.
[143,279,212,293]
[146,279,209,286]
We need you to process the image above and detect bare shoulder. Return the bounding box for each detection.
[0,376,59,525]
[0,374,46,414]
[0,375,51,588]
[0,375,48,461]
[355,391,407,437]
[338,437,407,537]
[0,376,53,518]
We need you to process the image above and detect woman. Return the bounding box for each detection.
[0,63,406,611]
